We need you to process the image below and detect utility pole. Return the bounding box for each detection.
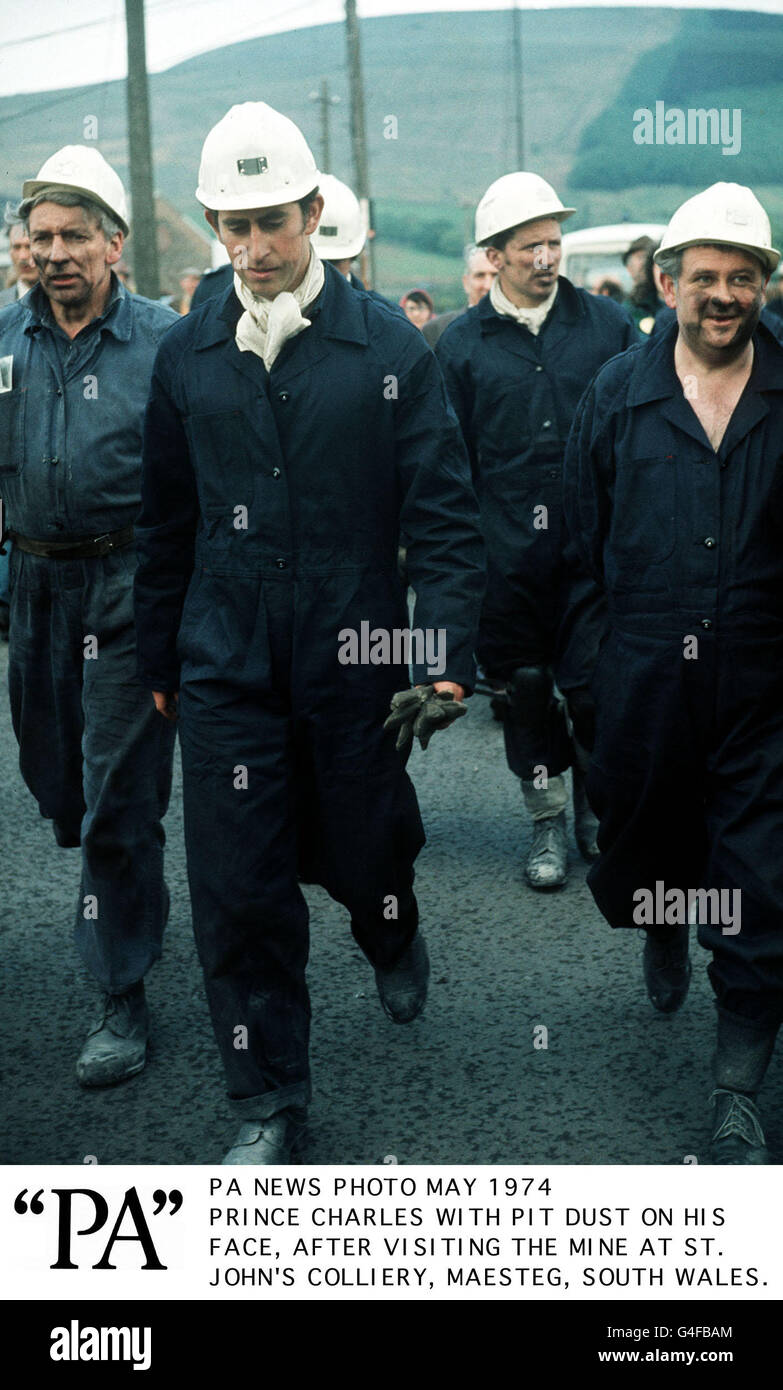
[344,0,375,287]
[511,4,524,169]
[125,0,159,297]
[309,78,340,174]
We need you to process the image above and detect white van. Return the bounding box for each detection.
[560,222,666,290]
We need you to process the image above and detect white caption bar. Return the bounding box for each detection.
[1,1165,779,1302]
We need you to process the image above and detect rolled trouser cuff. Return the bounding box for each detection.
[521,775,568,820]
[230,1079,312,1120]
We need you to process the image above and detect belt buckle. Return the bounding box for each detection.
[93,532,113,554]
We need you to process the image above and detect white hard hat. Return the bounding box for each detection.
[310,174,366,260]
[475,172,575,246]
[20,146,129,236]
[654,183,779,275]
[196,102,321,210]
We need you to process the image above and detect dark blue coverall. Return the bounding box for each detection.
[0,278,178,991]
[134,262,485,1118]
[436,277,636,776]
[563,318,783,1025]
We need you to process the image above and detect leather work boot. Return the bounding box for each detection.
[76,982,148,1087]
[642,927,691,1013]
[709,1090,770,1164]
[222,1109,308,1165]
[524,812,568,889]
[709,1009,778,1164]
[572,766,600,861]
[375,931,430,1023]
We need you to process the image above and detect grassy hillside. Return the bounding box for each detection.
[2,7,781,301]
[572,9,783,187]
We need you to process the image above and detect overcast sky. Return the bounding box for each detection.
[0,1,781,98]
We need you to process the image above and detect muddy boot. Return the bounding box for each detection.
[222,1108,308,1165]
[521,777,568,890]
[710,1009,778,1164]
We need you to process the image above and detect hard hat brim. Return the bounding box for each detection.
[479,205,576,244]
[19,178,130,237]
[654,236,779,275]
[196,176,322,212]
[311,230,366,260]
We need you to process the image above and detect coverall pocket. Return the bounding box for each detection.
[609,455,677,569]
[0,389,23,474]
[183,409,257,512]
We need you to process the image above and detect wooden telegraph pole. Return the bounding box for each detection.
[344,0,375,288]
[125,0,160,297]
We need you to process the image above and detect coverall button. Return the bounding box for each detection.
[271,468,281,478]
[55,388,63,397]
[275,558,287,569]
[701,618,713,630]
[704,536,717,548]
[278,391,290,403]
[535,365,543,372]
[542,419,552,428]
[51,456,59,466]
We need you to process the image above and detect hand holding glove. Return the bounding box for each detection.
[384,683,467,751]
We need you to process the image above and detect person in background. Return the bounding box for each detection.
[423,245,497,348]
[437,171,636,890]
[591,275,624,303]
[174,266,204,314]
[0,217,40,306]
[624,235,660,329]
[400,287,434,329]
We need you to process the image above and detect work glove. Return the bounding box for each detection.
[384,684,467,752]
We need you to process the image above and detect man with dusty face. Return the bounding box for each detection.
[660,244,766,365]
[205,196,324,301]
[484,216,562,306]
[28,201,122,330]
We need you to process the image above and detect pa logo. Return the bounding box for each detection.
[14,1186,182,1269]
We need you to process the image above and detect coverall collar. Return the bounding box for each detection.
[22,272,131,342]
[476,274,583,361]
[628,316,783,458]
[191,260,369,388]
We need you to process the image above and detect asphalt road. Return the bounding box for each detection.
[1,642,780,1166]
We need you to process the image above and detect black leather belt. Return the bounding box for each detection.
[9,525,135,560]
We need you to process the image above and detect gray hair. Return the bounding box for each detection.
[21,190,122,240]
[463,243,484,273]
[654,248,683,282]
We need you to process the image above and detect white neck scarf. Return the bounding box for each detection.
[490,275,558,336]
[234,248,325,370]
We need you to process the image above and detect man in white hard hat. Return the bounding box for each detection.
[309,172,367,281]
[564,181,783,1162]
[133,102,484,1163]
[437,172,636,890]
[191,171,373,307]
[0,147,178,1090]
[423,245,497,348]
